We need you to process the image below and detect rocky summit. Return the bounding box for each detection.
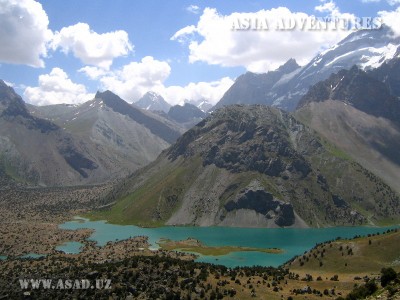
[96,105,400,228]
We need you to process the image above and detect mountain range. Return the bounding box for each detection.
[92,39,400,227]
[0,82,183,186]
[2,25,400,228]
[214,26,400,111]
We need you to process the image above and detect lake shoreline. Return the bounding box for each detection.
[58,217,399,268]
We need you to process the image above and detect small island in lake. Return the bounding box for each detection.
[157,237,283,256]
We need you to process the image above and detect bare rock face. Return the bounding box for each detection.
[223,184,295,227]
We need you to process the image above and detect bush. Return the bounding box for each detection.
[346,280,378,300]
[381,267,397,287]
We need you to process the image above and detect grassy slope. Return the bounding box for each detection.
[287,229,400,274]
[87,156,203,226]
[295,101,400,195]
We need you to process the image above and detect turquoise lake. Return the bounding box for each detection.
[56,241,83,254]
[20,253,45,259]
[59,218,398,268]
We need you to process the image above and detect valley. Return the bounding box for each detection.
[1,5,400,298]
[0,198,399,300]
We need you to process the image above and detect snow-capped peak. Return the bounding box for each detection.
[135,91,171,113]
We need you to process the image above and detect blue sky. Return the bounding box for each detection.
[0,0,399,106]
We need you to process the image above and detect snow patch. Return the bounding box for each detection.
[272,68,302,89]
[331,76,344,92]
[359,44,398,69]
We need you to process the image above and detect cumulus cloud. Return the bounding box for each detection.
[159,77,234,106]
[0,0,52,67]
[24,68,94,105]
[50,23,133,69]
[98,56,171,101]
[378,6,400,36]
[171,6,355,72]
[79,56,233,105]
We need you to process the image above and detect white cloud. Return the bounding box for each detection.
[315,1,337,13]
[80,56,233,106]
[187,5,200,14]
[171,6,355,72]
[50,23,133,69]
[387,0,400,5]
[378,6,400,36]
[314,1,357,23]
[171,25,197,44]
[0,0,52,67]
[159,77,234,106]
[24,68,94,105]
[78,66,108,80]
[98,56,171,101]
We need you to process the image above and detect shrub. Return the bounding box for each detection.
[346,280,378,300]
[381,267,397,287]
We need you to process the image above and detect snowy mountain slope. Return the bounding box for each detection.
[213,26,400,111]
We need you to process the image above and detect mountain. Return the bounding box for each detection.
[185,98,213,112]
[297,65,400,123]
[214,58,300,109]
[95,105,400,228]
[167,103,207,129]
[368,55,400,98]
[135,91,171,113]
[95,91,182,144]
[0,80,99,186]
[213,26,400,111]
[1,84,183,186]
[296,57,400,194]
[196,99,213,112]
